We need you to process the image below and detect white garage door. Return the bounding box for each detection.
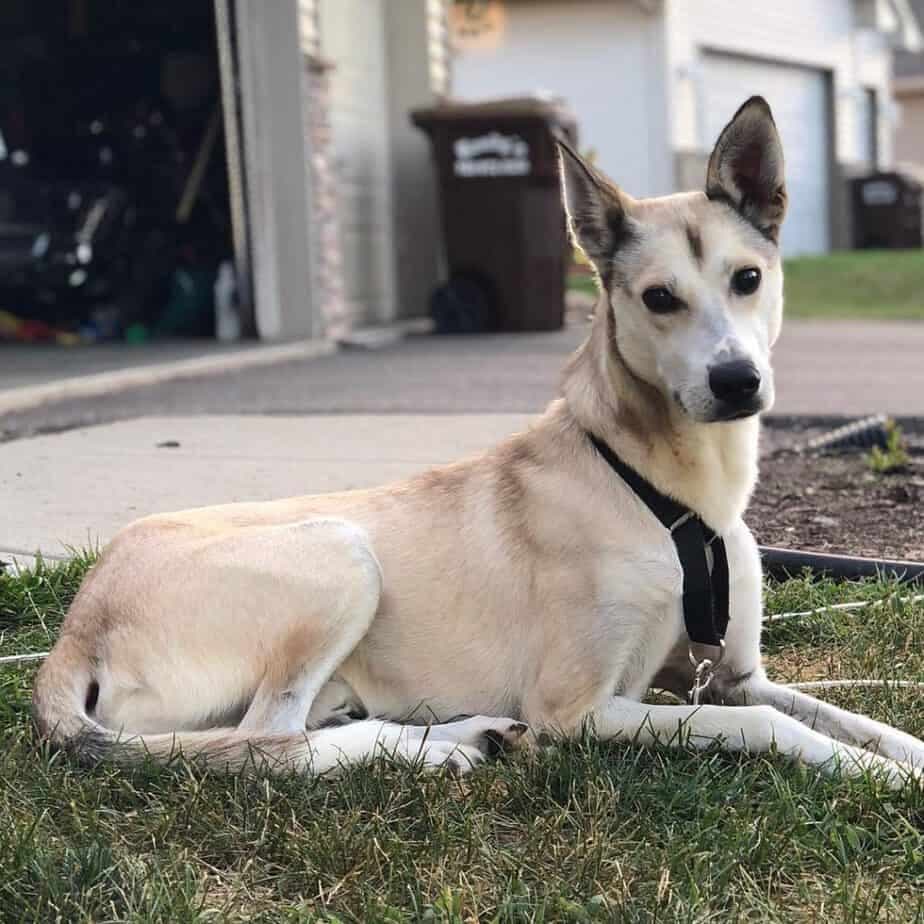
[703,54,830,256]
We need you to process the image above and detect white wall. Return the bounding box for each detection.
[384,0,446,320]
[320,0,397,326]
[665,0,896,168]
[451,0,672,197]
[317,0,444,327]
[236,0,318,340]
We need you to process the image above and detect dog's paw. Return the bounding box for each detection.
[404,740,487,775]
[876,759,923,791]
[369,717,531,774]
[426,715,531,756]
[891,760,924,790]
[834,750,924,791]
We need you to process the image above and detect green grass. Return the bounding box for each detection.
[567,271,597,299]
[569,250,924,320]
[2,557,924,922]
[783,251,924,320]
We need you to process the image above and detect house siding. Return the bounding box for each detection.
[665,0,895,168]
[895,80,924,165]
[451,0,672,198]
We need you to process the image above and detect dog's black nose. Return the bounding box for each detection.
[709,359,761,403]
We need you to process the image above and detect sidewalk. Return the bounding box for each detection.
[0,414,532,561]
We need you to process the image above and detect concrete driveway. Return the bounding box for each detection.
[1,320,923,444]
[770,320,924,416]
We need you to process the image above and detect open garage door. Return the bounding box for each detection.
[703,54,831,256]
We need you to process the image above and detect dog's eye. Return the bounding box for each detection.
[642,287,680,314]
[731,267,761,295]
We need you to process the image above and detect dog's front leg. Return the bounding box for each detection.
[714,526,924,770]
[584,696,918,788]
[719,673,924,770]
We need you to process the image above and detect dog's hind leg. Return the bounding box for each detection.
[235,518,383,735]
[305,676,368,728]
[74,517,383,738]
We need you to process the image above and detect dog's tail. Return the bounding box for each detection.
[31,633,315,773]
[31,632,110,756]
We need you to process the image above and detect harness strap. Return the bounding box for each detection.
[586,432,729,648]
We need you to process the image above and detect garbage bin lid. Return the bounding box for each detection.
[852,168,924,193]
[412,95,576,130]
[894,162,924,187]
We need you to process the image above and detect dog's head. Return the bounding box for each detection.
[559,96,787,423]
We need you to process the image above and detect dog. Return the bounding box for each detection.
[33,97,924,785]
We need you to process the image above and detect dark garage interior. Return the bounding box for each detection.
[0,0,234,343]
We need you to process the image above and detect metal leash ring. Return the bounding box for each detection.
[688,658,715,706]
[687,640,725,706]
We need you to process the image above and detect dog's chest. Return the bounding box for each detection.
[589,549,686,695]
[593,542,685,637]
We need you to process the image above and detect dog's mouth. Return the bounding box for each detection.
[672,391,763,423]
[709,400,763,422]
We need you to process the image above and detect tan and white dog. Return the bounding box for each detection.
[33,98,924,785]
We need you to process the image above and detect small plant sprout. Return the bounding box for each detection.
[866,419,910,474]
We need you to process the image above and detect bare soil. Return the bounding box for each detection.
[749,420,924,561]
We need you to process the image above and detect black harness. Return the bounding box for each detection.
[586,432,730,659]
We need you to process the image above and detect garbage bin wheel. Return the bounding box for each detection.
[430,271,495,334]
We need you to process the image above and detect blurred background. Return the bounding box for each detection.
[0,0,921,353]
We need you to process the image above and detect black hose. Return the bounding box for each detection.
[759,546,924,584]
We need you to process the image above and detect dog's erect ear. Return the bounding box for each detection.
[706,96,787,243]
[556,138,632,277]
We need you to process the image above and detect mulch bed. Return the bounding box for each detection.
[748,419,924,562]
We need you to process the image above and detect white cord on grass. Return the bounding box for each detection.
[0,651,49,665]
[786,679,924,691]
[763,593,924,625]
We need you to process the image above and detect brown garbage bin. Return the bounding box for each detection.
[412,97,577,333]
[851,171,923,249]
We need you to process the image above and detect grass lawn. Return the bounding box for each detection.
[2,556,923,922]
[569,250,924,320]
[783,250,924,320]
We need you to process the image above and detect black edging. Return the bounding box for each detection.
[759,546,924,585]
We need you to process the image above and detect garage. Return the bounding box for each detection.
[702,53,831,256]
[0,1,246,342]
